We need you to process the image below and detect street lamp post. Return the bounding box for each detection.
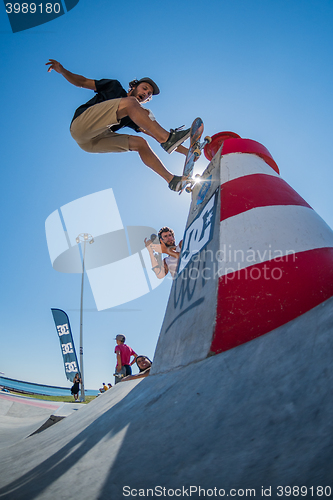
[76,233,94,402]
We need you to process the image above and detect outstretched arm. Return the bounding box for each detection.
[144,238,168,279]
[122,368,151,381]
[46,59,96,90]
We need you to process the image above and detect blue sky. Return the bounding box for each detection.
[1,0,333,391]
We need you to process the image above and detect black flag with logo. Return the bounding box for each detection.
[51,308,80,383]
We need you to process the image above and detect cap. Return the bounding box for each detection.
[137,77,160,95]
[115,334,126,342]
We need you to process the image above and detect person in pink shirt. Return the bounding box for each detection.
[114,334,138,384]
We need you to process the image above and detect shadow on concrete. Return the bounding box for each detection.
[1,298,333,498]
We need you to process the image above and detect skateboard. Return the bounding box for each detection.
[178,117,211,195]
[114,367,126,384]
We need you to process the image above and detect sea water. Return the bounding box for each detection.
[0,376,98,396]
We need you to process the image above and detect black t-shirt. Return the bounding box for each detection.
[71,79,140,132]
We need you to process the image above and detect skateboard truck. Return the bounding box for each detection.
[185,174,203,193]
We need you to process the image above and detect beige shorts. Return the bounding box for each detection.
[70,98,131,153]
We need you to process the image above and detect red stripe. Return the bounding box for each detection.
[221,138,279,174]
[204,132,241,160]
[220,174,312,221]
[210,247,333,353]
[204,134,279,174]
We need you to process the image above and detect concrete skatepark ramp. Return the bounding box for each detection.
[0,393,83,451]
[1,133,333,498]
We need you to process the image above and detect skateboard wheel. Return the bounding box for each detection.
[204,136,212,144]
[195,174,201,178]
[193,149,201,157]
[185,186,192,193]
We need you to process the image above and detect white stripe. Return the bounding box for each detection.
[220,153,280,186]
[217,205,333,276]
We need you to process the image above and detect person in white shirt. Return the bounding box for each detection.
[144,227,182,279]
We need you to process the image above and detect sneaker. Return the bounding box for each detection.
[168,175,183,192]
[161,126,191,154]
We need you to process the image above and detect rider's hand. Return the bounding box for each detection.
[159,240,169,254]
[144,238,162,253]
[46,59,63,73]
[144,237,153,248]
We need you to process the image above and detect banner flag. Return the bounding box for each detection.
[51,308,80,383]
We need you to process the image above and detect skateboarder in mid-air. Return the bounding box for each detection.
[46,59,190,192]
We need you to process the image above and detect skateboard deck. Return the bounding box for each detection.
[179,117,211,195]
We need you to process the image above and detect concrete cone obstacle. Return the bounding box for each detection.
[152,132,333,374]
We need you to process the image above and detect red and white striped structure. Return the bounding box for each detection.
[207,132,333,353]
[152,131,333,374]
